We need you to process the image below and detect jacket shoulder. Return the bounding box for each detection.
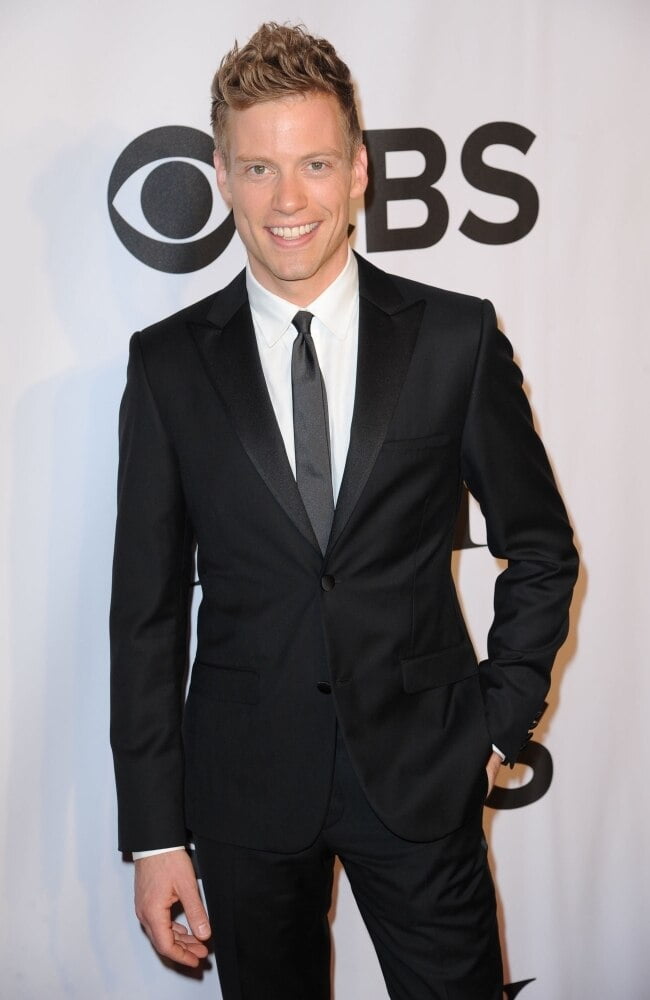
[142,292,218,338]
[135,268,247,359]
[131,294,214,373]
[355,253,485,325]
[392,272,483,313]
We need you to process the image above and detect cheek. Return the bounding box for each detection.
[320,183,351,216]
[246,190,272,224]
[231,194,260,230]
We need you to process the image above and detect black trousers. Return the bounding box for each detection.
[194,727,502,1000]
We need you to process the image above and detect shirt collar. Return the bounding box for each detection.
[246,248,358,348]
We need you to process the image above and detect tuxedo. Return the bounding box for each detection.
[110,252,578,858]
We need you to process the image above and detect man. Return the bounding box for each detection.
[110,22,578,1000]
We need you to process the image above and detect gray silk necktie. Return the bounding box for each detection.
[291,310,334,554]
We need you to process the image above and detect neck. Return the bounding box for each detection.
[248,247,351,307]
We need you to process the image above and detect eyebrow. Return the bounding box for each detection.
[234,148,344,164]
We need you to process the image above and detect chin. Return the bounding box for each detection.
[270,259,321,283]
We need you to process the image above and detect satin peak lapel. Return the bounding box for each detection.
[328,265,425,553]
[189,276,320,552]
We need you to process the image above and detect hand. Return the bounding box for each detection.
[485,750,502,798]
[134,850,211,968]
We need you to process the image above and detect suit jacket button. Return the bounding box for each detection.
[321,574,336,591]
[316,681,332,694]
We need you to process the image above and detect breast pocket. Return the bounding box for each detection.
[382,432,451,451]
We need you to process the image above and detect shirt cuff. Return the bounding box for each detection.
[491,744,506,762]
[132,846,186,860]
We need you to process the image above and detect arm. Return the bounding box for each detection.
[110,330,193,849]
[461,301,579,764]
[110,333,209,962]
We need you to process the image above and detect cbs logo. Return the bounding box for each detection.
[108,123,539,273]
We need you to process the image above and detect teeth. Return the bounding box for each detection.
[269,223,318,239]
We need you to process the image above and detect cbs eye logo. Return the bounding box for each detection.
[107,125,234,273]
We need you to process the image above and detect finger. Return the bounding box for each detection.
[170,924,209,959]
[177,877,211,941]
[148,920,206,967]
[176,938,210,959]
[165,940,206,967]
[144,907,196,963]
[172,925,207,948]
[145,912,176,958]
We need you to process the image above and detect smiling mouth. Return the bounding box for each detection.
[268,223,319,240]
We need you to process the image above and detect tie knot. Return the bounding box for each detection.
[292,310,314,339]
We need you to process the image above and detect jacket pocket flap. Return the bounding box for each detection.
[401,641,477,693]
[191,662,260,704]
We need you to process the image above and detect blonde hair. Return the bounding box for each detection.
[211,22,362,163]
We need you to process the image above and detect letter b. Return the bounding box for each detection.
[363,128,448,252]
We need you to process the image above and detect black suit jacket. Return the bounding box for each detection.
[110,253,578,853]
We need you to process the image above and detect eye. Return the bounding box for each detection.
[247,163,269,176]
[107,125,235,273]
[308,161,327,172]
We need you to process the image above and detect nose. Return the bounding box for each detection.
[271,171,308,216]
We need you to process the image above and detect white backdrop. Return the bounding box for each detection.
[2,1,649,997]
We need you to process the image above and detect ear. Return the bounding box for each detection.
[213,149,232,207]
[350,143,368,201]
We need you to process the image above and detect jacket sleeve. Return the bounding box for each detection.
[109,331,194,852]
[461,300,579,764]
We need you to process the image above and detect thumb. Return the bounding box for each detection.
[178,873,211,940]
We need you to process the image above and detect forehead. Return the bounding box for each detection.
[225,92,347,157]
